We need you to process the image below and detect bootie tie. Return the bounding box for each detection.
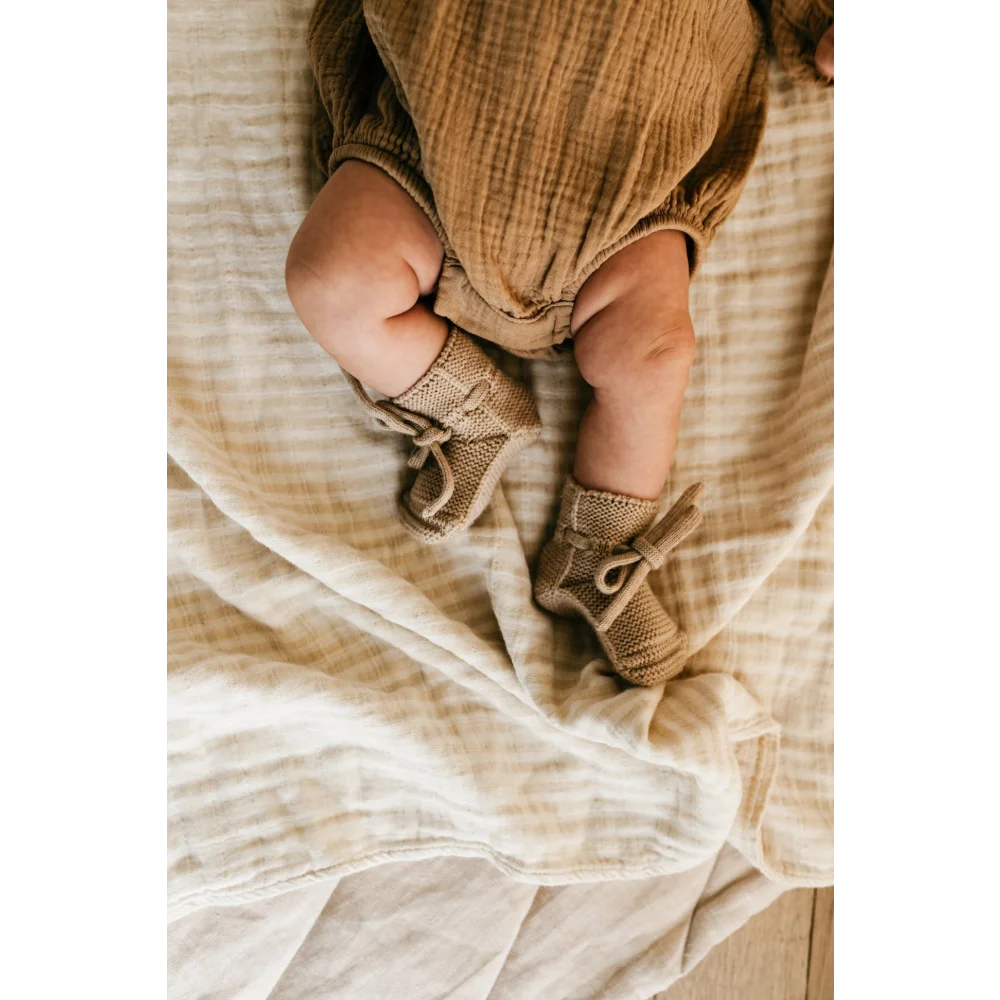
[345,327,542,543]
[534,477,704,685]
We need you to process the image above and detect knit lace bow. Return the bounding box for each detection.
[344,372,491,519]
[590,483,704,631]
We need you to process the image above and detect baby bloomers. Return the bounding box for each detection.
[309,0,833,684]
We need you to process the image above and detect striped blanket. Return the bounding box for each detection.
[167,0,833,969]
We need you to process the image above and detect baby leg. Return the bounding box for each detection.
[286,160,541,543]
[285,160,448,397]
[534,230,700,685]
[570,230,695,501]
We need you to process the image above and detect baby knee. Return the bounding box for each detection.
[574,317,695,394]
[641,323,696,376]
[285,243,334,326]
[285,240,358,330]
[285,235,420,346]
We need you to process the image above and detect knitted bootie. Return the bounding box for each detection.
[345,327,542,543]
[534,478,704,686]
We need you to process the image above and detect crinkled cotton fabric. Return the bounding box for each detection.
[168,0,833,925]
[308,0,831,354]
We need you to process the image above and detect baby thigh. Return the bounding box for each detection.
[284,161,447,396]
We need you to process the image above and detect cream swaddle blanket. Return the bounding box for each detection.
[168,0,833,935]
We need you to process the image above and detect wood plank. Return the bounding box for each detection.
[656,888,815,1000]
[805,888,834,1000]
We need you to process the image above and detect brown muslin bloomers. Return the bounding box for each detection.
[308,0,832,357]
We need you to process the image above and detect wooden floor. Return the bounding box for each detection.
[656,888,833,1000]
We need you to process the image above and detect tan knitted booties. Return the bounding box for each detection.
[344,327,541,543]
[534,478,704,686]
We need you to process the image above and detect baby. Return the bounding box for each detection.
[286,0,833,686]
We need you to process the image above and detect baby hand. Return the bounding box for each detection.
[815,24,834,79]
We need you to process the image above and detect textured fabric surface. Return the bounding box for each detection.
[309,0,773,353]
[307,0,831,354]
[168,845,784,1000]
[535,477,703,686]
[765,0,835,86]
[168,0,833,931]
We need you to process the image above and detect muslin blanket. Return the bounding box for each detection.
[168,846,787,999]
[167,0,833,983]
